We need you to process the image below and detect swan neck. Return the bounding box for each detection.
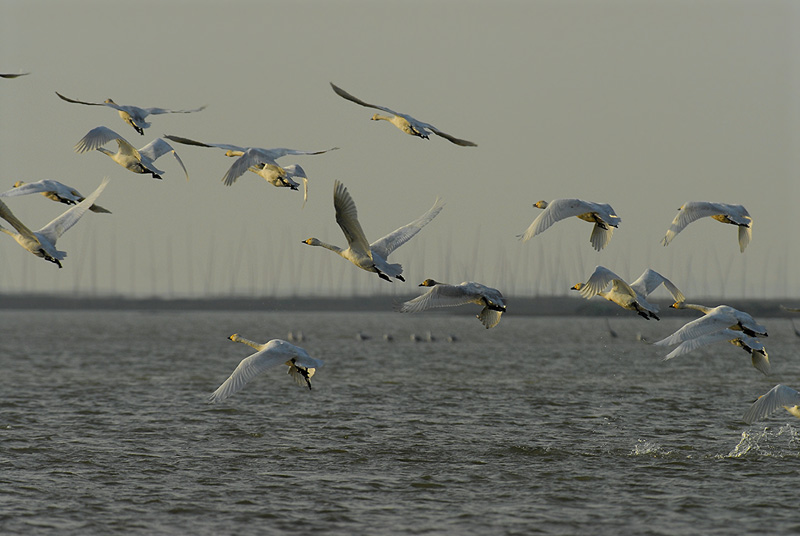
[230,334,263,350]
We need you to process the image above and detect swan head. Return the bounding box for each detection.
[419,278,442,287]
[228,333,239,341]
[12,181,24,188]
[570,283,583,291]
[370,113,381,121]
[104,98,116,105]
[533,200,549,209]
[302,238,320,246]
[669,301,685,309]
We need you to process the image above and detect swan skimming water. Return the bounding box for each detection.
[743,384,800,424]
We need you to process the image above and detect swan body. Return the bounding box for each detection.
[743,384,800,424]
[208,335,323,403]
[0,178,109,267]
[56,91,205,135]
[518,199,621,251]
[661,201,752,252]
[75,126,189,181]
[330,82,477,147]
[399,279,506,329]
[661,328,769,375]
[571,266,684,320]
[2,180,111,213]
[303,181,443,282]
[660,302,768,340]
[164,134,337,203]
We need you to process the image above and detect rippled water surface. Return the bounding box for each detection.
[2,309,800,535]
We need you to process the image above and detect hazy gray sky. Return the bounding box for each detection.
[1,0,797,300]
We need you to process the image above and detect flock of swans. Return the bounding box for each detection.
[1,76,796,418]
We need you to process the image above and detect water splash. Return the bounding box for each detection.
[727,424,800,458]
[630,439,673,457]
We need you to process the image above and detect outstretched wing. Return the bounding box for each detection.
[37,178,109,244]
[330,82,401,116]
[371,197,444,258]
[743,384,800,424]
[139,138,189,181]
[55,91,105,106]
[629,269,685,302]
[333,180,372,256]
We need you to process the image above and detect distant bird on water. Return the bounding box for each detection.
[571,266,684,320]
[55,91,205,135]
[330,82,477,147]
[661,201,752,252]
[1,180,111,213]
[0,177,109,268]
[208,335,324,403]
[399,279,506,329]
[303,180,443,282]
[164,134,338,206]
[74,126,189,181]
[518,198,621,251]
[743,384,800,424]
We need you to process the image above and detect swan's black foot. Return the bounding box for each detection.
[378,272,392,282]
[396,275,405,282]
[151,172,162,180]
[134,126,144,136]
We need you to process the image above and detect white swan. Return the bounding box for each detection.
[330,82,477,147]
[659,302,768,340]
[164,134,337,203]
[399,279,506,329]
[303,180,443,282]
[74,126,189,181]
[661,201,752,252]
[661,328,769,375]
[56,91,205,135]
[0,178,109,268]
[2,180,111,213]
[208,335,324,403]
[518,199,621,251]
[743,384,800,424]
[571,266,684,320]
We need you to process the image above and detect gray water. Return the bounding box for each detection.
[2,309,799,535]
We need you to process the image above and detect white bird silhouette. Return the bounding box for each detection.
[2,180,111,213]
[661,201,752,252]
[56,91,205,135]
[0,178,109,268]
[662,302,768,339]
[399,279,506,329]
[518,199,621,251]
[743,384,800,424]
[330,82,477,147]
[164,134,337,204]
[74,126,189,181]
[571,266,684,320]
[661,328,769,375]
[303,180,443,282]
[209,335,324,403]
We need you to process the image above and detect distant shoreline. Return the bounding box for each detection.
[0,294,795,318]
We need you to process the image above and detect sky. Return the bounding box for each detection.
[0,0,798,300]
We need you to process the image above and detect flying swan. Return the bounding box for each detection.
[330,82,477,147]
[1,180,111,213]
[659,328,769,375]
[302,180,443,282]
[399,279,507,329]
[0,177,109,268]
[518,199,621,251]
[74,126,189,181]
[743,384,800,424]
[208,335,324,403]
[661,201,752,252]
[164,134,338,205]
[571,266,684,320]
[56,91,205,135]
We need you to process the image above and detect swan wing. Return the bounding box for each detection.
[330,82,401,115]
[208,340,298,403]
[55,91,105,107]
[139,104,207,116]
[589,222,614,251]
[578,265,629,299]
[74,126,140,160]
[371,197,444,258]
[400,284,480,313]
[519,198,597,242]
[333,180,372,256]
[418,122,477,147]
[139,138,189,181]
[629,269,685,302]
[0,200,38,240]
[661,201,727,246]
[163,134,246,153]
[738,224,752,252]
[37,178,108,244]
[257,146,339,161]
[743,384,800,424]
[0,180,74,200]
[662,328,742,360]
[654,313,739,346]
